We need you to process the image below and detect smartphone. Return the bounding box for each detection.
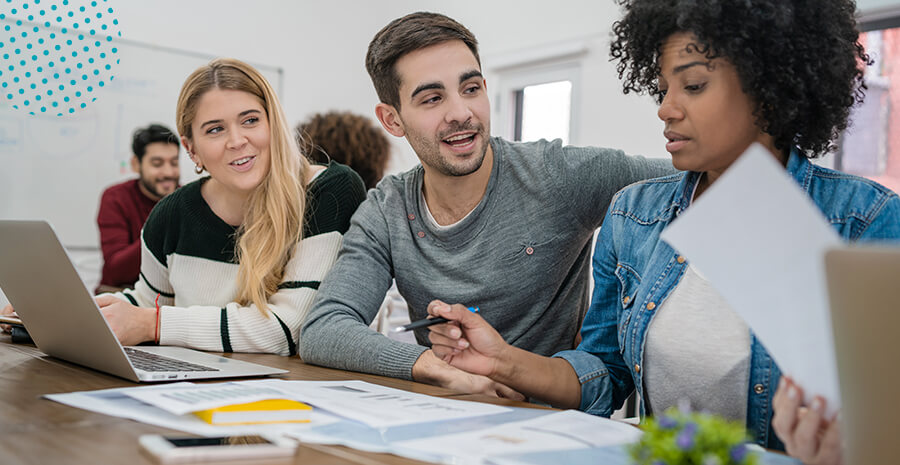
[138,434,297,464]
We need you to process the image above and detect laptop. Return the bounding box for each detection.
[0,220,287,382]
[824,245,900,465]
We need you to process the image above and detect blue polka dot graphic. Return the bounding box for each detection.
[1,0,120,116]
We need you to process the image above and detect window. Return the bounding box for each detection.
[834,11,900,194]
[489,41,584,146]
[513,80,573,145]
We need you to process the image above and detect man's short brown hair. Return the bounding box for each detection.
[365,12,480,109]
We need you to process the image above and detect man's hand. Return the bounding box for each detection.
[772,376,843,465]
[425,300,510,377]
[95,295,157,346]
[1,304,17,333]
[411,349,524,400]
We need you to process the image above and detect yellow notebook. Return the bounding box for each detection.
[193,399,312,425]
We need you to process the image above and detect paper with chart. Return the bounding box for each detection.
[121,382,293,415]
[112,379,510,429]
[660,143,842,414]
[45,383,340,437]
[394,410,643,463]
[245,379,511,428]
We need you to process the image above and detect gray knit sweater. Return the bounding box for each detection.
[300,137,673,379]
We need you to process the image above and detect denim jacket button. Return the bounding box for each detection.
[677,255,686,264]
[417,231,426,238]
[623,296,631,304]
[754,383,765,394]
[525,247,534,255]
[407,213,416,220]
[646,302,656,311]
[634,364,641,373]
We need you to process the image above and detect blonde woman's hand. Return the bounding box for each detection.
[1,304,17,333]
[95,295,157,346]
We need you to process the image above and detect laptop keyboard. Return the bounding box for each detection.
[124,347,219,372]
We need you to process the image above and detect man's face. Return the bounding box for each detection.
[391,40,491,178]
[134,142,180,200]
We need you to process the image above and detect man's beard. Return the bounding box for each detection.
[140,177,177,199]
[415,121,489,177]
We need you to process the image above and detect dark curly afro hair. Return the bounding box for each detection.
[609,0,871,158]
[296,111,391,189]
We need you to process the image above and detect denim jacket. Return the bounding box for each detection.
[555,151,900,449]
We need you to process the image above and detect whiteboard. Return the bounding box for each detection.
[0,35,283,248]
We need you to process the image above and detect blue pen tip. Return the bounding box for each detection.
[467,306,480,313]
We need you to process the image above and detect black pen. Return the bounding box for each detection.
[392,306,480,332]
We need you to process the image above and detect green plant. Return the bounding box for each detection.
[629,408,758,465]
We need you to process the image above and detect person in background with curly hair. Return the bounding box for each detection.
[423,1,900,463]
[296,111,391,190]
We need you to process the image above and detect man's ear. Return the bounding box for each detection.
[375,103,406,138]
[130,155,141,174]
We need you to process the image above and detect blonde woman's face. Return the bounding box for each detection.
[187,88,271,196]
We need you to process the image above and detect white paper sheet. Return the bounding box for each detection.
[242,379,512,429]
[121,381,294,415]
[56,379,510,431]
[660,144,841,414]
[45,384,339,437]
[393,410,643,465]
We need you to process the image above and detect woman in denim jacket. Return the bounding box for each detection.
[424,1,900,464]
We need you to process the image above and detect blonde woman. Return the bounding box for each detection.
[94,58,366,355]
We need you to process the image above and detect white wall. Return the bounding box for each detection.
[112,0,665,174]
[11,0,898,248]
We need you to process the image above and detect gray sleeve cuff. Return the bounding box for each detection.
[377,342,429,380]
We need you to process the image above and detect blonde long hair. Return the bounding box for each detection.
[176,58,309,315]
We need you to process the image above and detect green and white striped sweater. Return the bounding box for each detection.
[121,162,365,356]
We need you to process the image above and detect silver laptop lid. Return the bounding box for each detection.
[0,220,141,382]
[0,220,287,382]
[825,245,900,465]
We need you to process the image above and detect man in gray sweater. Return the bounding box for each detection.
[300,12,673,396]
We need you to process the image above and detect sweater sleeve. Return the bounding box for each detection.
[97,187,142,287]
[544,141,675,231]
[300,188,428,379]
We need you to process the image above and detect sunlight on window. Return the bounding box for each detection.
[839,27,900,194]
[518,80,572,145]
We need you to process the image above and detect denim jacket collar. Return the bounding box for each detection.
[673,148,806,218]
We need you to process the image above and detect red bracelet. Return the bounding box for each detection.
[154,293,161,344]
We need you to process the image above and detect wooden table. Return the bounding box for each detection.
[0,336,544,465]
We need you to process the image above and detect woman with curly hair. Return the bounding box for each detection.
[296,111,391,190]
[422,1,900,463]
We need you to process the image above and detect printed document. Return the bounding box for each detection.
[394,410,642,464]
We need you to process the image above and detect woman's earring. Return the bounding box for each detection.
[194,163,204,175]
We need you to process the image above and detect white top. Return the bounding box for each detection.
[643,264,751,422]
[419,189,474,231]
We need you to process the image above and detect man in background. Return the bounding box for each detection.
[96,124,180,292]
